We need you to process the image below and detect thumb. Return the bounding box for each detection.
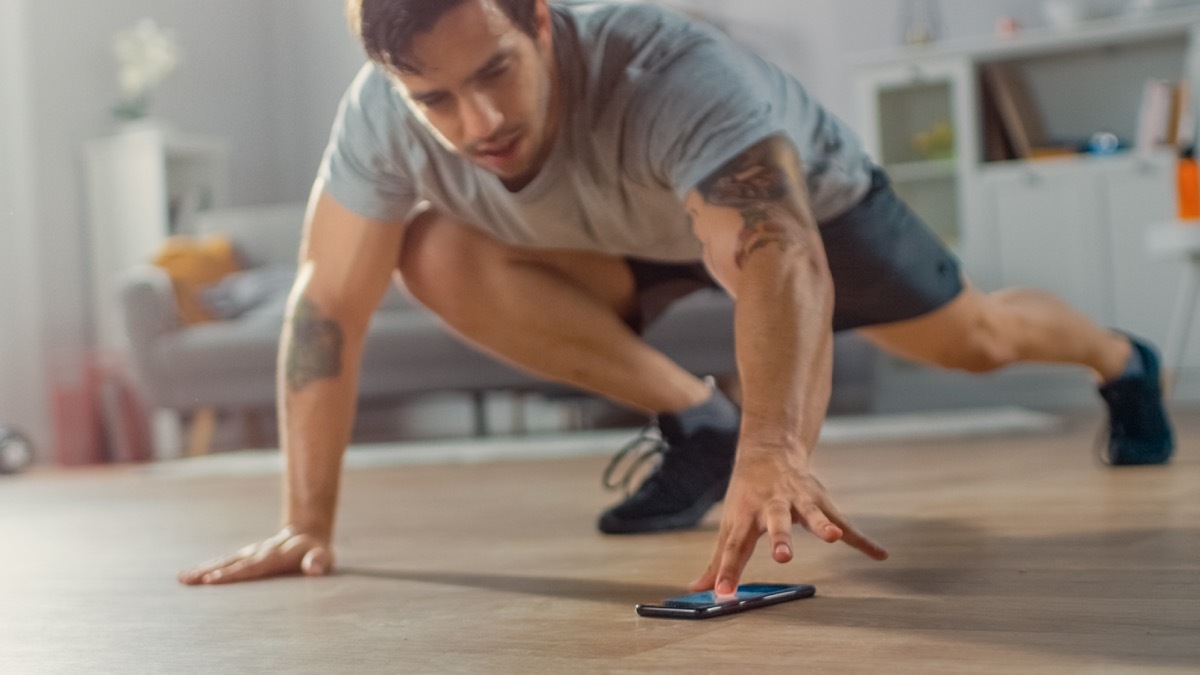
[300,546,334,577]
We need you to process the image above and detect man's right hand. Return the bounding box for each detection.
[178,526,334,585]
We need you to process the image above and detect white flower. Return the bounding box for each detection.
[113,18,182,101]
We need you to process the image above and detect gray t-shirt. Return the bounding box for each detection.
[318,1,872,262]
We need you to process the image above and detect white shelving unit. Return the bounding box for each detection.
[84,125,229,353]
[854,58,979,254]
[853,7,1200,388]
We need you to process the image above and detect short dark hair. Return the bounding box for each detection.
[346,0,539,73]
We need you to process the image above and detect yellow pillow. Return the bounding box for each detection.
[153,235,242,324]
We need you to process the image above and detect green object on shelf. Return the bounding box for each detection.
[913,120,955,160]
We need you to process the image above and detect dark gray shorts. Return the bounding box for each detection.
[628,167,964,332]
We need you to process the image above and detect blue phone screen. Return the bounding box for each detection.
[664,584,794,608]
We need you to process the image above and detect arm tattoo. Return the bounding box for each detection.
[697,136,812,269]
[697,140,790,206]
[286,297,344,393]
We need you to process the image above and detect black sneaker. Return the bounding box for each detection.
[1097,336,1174,466]
[597,382,739,534]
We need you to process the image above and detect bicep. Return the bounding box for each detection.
[683,134,827,294]
[297,188,408,332]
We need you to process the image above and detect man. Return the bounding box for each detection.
[180,0,1173,596]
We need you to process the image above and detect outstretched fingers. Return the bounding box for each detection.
[688,470,890,594]
[178,531,335,586]
[763,500,794,563]
[177,544,260,585]
[830,517,889,560]
[796,497,843,544]
[813,499,889,561]
[689,504,887,594]
[180,532,289,583]
[713,520,759,597]
[689,514,763,597]
[197,553,290,585]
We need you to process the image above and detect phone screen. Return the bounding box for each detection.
[636,583,815,619]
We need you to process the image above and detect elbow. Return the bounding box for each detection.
[745,228,833,296]
[288,263,372,342]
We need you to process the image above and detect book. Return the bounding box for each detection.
[1171,80,1195,148]
[980,62,1049,159]
[981,68,1017,161]
[1137,78,1175,152]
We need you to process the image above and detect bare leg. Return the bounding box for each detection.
[858,281,1132,381]
[397,209,710,414]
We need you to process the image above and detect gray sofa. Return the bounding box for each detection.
[118,203,877,448]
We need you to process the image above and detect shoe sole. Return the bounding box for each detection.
[597,482,727,535]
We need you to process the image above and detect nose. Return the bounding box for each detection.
[461,92,503,143]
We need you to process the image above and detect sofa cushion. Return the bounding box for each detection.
[147,295,536,408]
[201,264,296,320]
[152,235,242,324]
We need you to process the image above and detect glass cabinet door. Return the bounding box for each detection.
[854,59,975,251]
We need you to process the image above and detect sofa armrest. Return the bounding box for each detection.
[118,264,183,349]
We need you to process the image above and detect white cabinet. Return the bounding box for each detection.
[853,9,1200,379]
[990,166,1101,313]
[975,151,1189,365]
[982,159,1111,324]
[1103,155,1200,367]
[853,59,978,253]
[84,126,229,352]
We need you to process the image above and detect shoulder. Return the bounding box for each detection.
[329,62,422,165]
[323,63,431,185]
[338,63,407,121]
[558,1,714,68]
[556,1,688,31]
[559,1,758,119]
[624,27,769,123]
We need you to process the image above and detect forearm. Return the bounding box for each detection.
[686,134,836,463]
[277,267,368,541]
[278,349,361,541]
[685,135,890,585]
[735,237,834,463]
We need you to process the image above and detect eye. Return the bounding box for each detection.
[481,63,509,82]
[415,93,450,110]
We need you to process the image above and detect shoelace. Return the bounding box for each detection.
[602,423,667,495]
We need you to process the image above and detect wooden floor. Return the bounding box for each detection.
[2,407,1198,674]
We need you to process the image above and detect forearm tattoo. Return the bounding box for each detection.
[697,136,811,269]
[286,297,344,393]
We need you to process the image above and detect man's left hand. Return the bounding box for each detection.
[689,446,889,596]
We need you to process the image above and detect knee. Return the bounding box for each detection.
[947,338,1014,374]
[938,301,1019,374]
[397,212,500,313]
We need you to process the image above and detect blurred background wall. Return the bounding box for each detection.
[0,0,1059,455]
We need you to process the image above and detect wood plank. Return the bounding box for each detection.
[1,408,1197,673]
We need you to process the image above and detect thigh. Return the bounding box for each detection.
[856,281,984,366]
[400,207,641,322]
[822,168,963,332]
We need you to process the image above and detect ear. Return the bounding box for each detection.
[535,0,553,48]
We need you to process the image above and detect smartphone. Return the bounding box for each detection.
[635,583,815,620]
